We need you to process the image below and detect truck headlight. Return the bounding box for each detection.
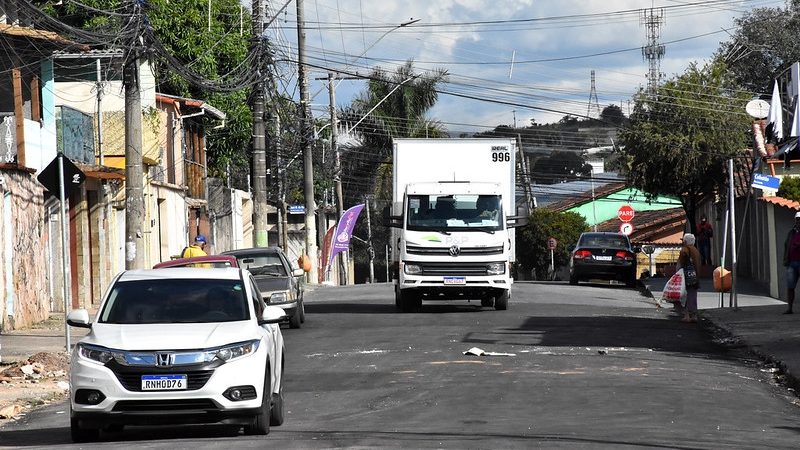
[487,262,505,275]
[269,292,289,304]
[404,264,422,275]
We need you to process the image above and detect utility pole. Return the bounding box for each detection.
[329,72,346,285]
[123,2,145,270]
[95,59,104,166]
[297,0,318,283]
[251,0,269,247]
[365,195,375,283]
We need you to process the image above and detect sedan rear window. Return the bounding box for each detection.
[580,235,629,249]
[99,279,249,324]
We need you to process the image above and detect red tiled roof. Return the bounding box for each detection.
[759,196,800,210]
[596,207,686,245]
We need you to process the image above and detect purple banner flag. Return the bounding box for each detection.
[329,203,365,265]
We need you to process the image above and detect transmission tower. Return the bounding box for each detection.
[587,70,600,119]
[640,8,665,95]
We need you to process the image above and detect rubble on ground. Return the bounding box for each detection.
[0,352,70,422]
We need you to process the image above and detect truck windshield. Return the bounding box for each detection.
[406,194,503,232]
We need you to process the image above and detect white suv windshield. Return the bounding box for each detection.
[99,279,250,324]
[407,194,503,232]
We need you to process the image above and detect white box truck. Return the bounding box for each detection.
[386,138,528,312]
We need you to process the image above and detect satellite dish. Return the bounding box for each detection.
[746,99,770,119]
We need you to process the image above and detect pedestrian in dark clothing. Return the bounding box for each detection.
[696,216,713,266]
[782,212,800,314]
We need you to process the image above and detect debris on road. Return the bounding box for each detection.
[463,347,516,357]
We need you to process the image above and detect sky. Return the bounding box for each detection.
[265,0,785,134]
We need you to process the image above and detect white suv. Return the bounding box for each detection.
[67,267,286,442]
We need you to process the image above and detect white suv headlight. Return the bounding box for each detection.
[206,340,260,363]
[77,344,119,364]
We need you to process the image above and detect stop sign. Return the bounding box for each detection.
[618,205,635,222]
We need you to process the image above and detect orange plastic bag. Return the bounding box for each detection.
[713,266,731,292]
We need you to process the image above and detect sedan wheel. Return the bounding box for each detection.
[71,417,99,443]
[269,364,285,426]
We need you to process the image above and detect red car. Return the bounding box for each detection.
[152,255,239,269]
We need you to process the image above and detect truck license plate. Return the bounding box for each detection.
[444,277,466,285]
[141,374,187,391]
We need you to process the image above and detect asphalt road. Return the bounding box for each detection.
[2,281,800,449]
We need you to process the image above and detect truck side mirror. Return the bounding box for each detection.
[382,206,402,228]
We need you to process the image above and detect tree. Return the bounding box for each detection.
[516,209,588,280]
[600,105,626,126]
[531,151,592,185]
[41,0,256,187]
[716,2,800,94]
[619,60,751,233]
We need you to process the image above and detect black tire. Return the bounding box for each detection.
[494,290,509,311]
[394,287,402,310]
[625,276,637,288]
[481,296,494,307]
[569,273,578,285]
[289,309,301,329]
[244,363,271,435]
[270,362,285,426]
[400,290,419,313]
[299,299,306,323]
[71,417,99,443]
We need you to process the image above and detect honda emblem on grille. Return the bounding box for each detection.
[157,353,173,367]
[449,245,460,256]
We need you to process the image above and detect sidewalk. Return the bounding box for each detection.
[643,273,800,393]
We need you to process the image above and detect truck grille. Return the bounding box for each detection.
[406,245,503,256]
[415,261,500,276]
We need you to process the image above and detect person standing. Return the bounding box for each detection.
[182,234,208,258]
[677,233,701,323]
[696,216,713,266]
[782,212,800,314]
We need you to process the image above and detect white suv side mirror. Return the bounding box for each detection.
[67,309,92,328]
[259,305,287,325]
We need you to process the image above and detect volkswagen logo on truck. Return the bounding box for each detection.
[449,245,460,256]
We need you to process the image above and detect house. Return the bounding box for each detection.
[0,19,87,330]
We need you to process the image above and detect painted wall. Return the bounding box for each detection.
[570,188,682,227]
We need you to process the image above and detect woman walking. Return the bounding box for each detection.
[678,233,702,323]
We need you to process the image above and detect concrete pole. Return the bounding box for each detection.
[123,56,145,270]
[728,159,738,309]
[365,196,375,283]
[251,0,269,247]
[95,59,104,166]
[297,0,318,283]
[329,72,347,285]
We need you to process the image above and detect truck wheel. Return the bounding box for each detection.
[394,287,402,310]
[494,291,509,310]
[289,310,302,329]
[481,296,494,307]
[400,290,419,313]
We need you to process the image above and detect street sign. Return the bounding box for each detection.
[288,204,305,214]
[620,222,634,236]
[547,237,557,250]
[642,245,655,255]
[617,204,635,222]
[752,173,780,191]
[37,153,86,199]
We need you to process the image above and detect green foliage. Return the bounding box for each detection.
[619,60,751,233]
[530,150,592,185]
[43,0,255,185]
[716,3,800,94]
[600,105,626,126]
[516,209,588,279]
[777,176,800,202]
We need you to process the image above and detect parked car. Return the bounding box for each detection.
[569,232,638,287]
[67,267,286,442]
[152,255,239,269]
[222,247,306,329]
